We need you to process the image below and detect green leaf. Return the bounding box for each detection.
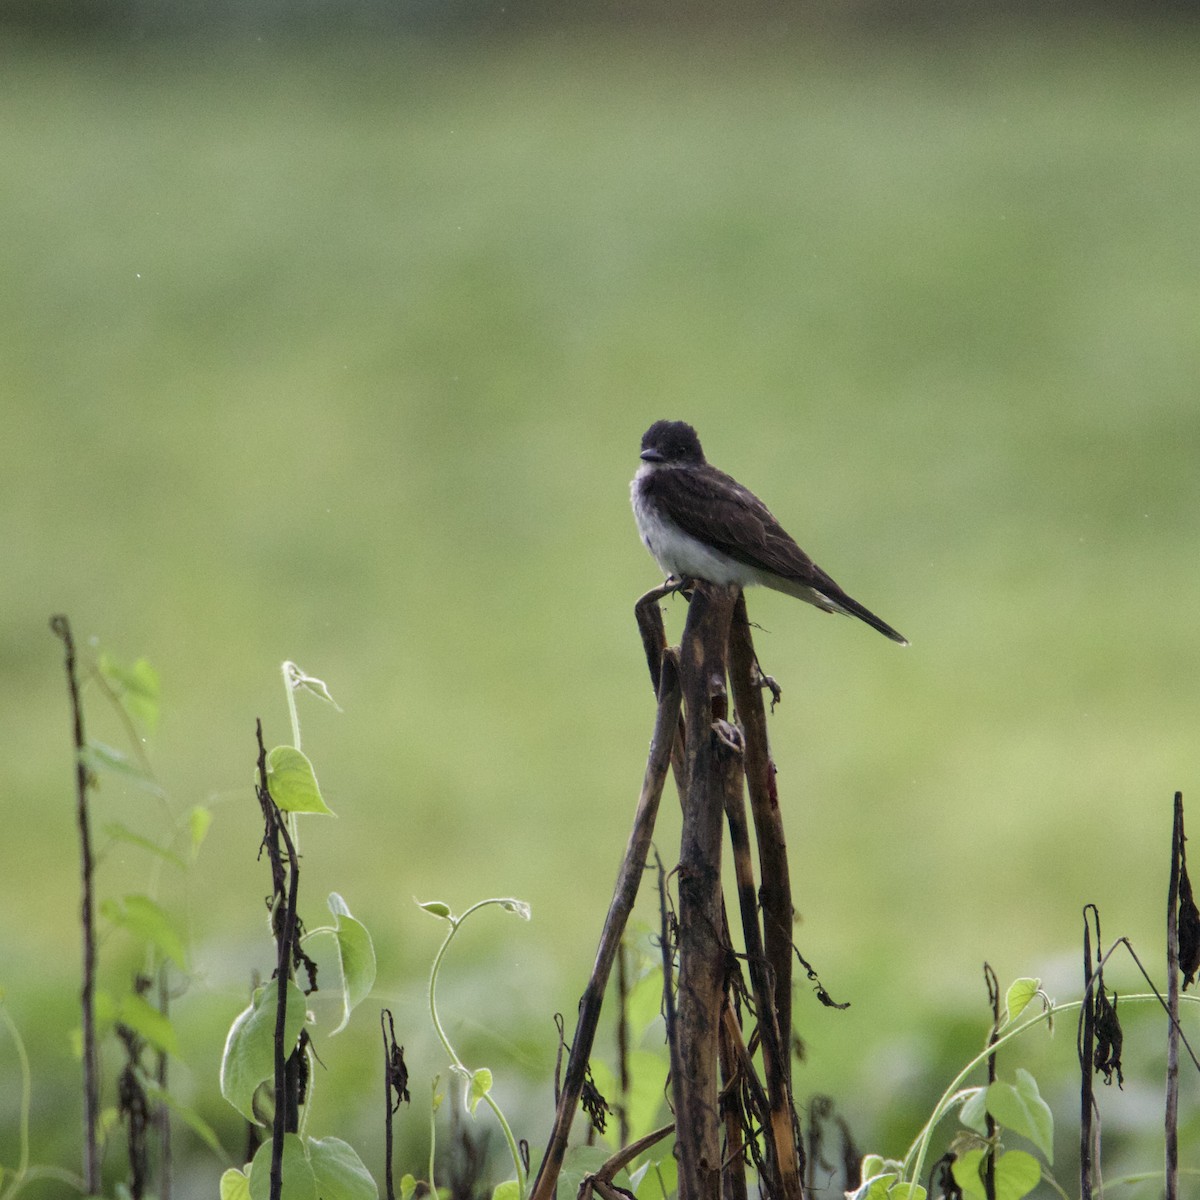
[220,1168,251,1200]
[98,1101,121,1138]
[625,966,665,1044]
[952,1149,1041,1200]
[119,991,179,1056]
[593,1050,669,1144]
[90,984,116,1022]
[417,900,453,920]
[309,1136,378,1200]
[998,1151,1041,1198]
[263,746,334,815]
[491,1181,520,1200]
[958,1086,988,1134]
[846,1158,924,1200]
[100,894,186,968]
[857,1155,890,1179]
[559,1145,615,1200]
[626,1049,670,1140]
[248,1135,317,1200]
[632,1152,676,1200]
[188,805,213,856]
[102,821,186,870]
[139,1075,227,1156]
[220,982,309,1123]
[324,893,377,1036]
[82,741,163,795]
[98,652,160,734]
[1004,978,1041,1024]
[466,1067,493,1115]
[987,1070,1053,1162]
[399,1174,417,1200]
[845,1171,898,1200]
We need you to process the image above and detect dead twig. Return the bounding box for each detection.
[636,583,688,789]
[721,737,802,1200]
[527,651,683,1200]
[983,964,999,1200]
[1166,793,1184,1200]
[254,720,306,1200]
[50,614,102,1196]
[381,1008,410,1200]
[728,595,794,1069]
[673,582,739,1200]
[1078,905,1100,1200]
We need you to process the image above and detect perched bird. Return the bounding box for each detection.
[631,419,907,645]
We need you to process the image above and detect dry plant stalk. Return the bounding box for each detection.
[1165,791,1184,1200]
[672,582,740,1200]
[530,582,804,1200]
[528,588,684,1200]
[50,614,102,1197]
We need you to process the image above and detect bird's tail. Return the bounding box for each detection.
[768,572,909,645]
[820,589,909,646]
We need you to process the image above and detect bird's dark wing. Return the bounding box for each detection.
[643,464,840,591]
[644,463,909,645]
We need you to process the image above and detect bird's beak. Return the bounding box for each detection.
[640,449,664,463]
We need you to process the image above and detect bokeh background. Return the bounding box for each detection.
[4,1,1200,1194]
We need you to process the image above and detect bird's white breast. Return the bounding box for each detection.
[631,464,755,586]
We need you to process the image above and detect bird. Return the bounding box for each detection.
[631,419,907,645]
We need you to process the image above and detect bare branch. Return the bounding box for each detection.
[528,650,683,1200]
[50,614,101,1196]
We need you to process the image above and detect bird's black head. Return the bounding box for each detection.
[640,420,706,466]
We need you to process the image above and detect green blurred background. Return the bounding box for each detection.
[3,6,1200,1194]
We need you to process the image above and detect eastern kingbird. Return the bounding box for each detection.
[631,420,908,645]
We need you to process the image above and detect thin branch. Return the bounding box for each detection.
[728,596,794,1073]
[50,614,101,1196]
[383,1011,395,1200]
[591,1122,676,1186]
[636,584,688,789]
[616,943,631,1149]
[717,1007,749,1200]
[1079,905,1099,1200]
[527,651,683,1200]
[729,594,806,1200]
[1167,793,1184,1200]
[719,1004,774,1160]
[721,743,802,1200]
[381,1008,409,1200]
[255,719,303,1200]
[673,581,739,1200]
[634,582,683,695]
[1069,935,1200,1073]
[116,1018,150,1199]
[656,846,685,1173]
[983,964,999,1200]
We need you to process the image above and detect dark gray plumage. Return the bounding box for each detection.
[631,420,907,645]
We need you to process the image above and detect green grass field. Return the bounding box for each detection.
[3,21,1200,1193]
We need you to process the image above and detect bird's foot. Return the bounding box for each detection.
[663,575,696,601]
[636,576,693,613]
